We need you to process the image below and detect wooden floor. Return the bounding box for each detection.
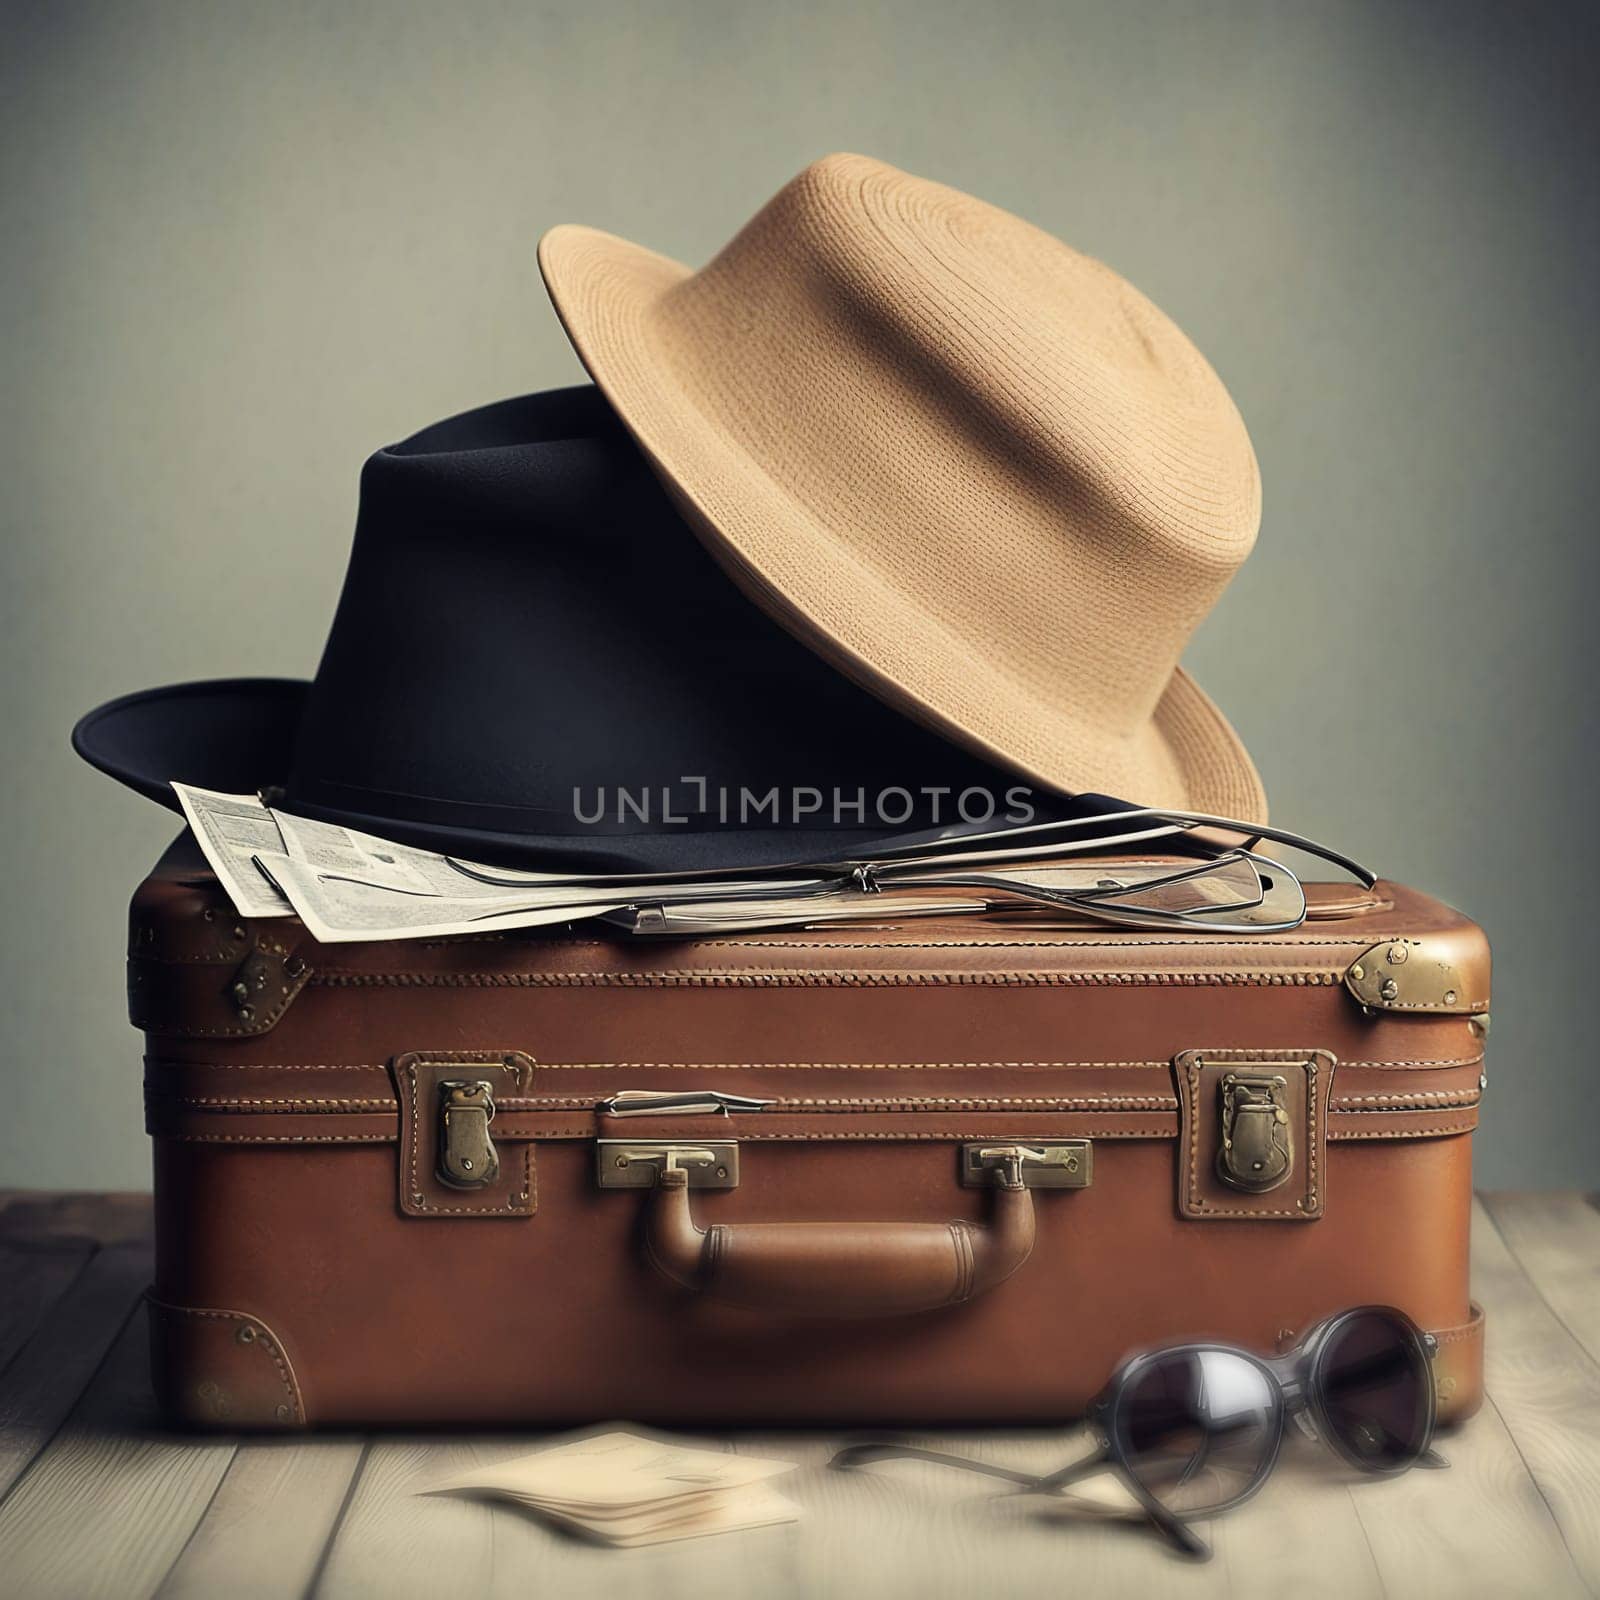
[0,1192,1595,1599]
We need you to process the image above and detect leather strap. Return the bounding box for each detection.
[1430,1301,1485,1425]
[643,1167,1037,1317]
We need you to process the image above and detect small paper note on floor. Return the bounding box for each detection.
[421,1429,801,1546]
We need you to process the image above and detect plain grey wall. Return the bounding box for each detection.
[2,1,1595,1190]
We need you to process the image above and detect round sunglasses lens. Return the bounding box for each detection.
[1318,1311,1432,1468]
[1117,1350,1278,1513]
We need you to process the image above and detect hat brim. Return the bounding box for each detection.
[538,225,1267,824]
[72,678,309,810]
[74,678,1090,876]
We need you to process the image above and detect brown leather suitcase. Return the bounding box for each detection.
[131,835,1489,1430]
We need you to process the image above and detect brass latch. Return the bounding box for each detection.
[596,1140,740,1189]
[437,1080,499,1190]
[960,1140,1093,1189]
[1217,1072,1293,1193]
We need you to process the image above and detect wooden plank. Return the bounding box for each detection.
[1471,1192,1600,1589]
[0,1302,234,1599]
[0,1193,154,1249]
[0,1194,113,1383]
[0,1242,154,1499]
[1480,1192,1600,1365]
[0,1242,95,1378]
[310,1439,502,1599]
[158,1438,366,1600]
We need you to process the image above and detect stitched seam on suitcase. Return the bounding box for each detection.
[306,970,1356,988]
[156,1097,396,1109]
[162,1094,1188,1112]
[526,1056,1485,1072]
[642,1128,1183,1141]
[561,1094,1190,1110]
[666,939,1385,950]
[1335,1093,1480,1108]
[142,1055,1486,1072]
[144,1061,398,1073]
[163,1133,397,1143]
[149,1093,1480,1112]
[151,1128,1184,1142]
[1328,1123,1476,1139]
[296,930,1454,955]
[148,1122,1477,1143]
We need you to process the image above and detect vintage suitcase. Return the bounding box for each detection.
[131,836,1489,1430]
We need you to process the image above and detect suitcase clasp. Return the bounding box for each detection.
[1217,1072,1293,1193]
[596,1141,740,1188]
[437,1079,500,1190]
[961,1140,1093,1189]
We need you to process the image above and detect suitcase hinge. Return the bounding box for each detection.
[437,1080,500,1190]
[1217,1072,1294,1193]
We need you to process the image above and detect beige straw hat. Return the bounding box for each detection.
[538,153,1266,821]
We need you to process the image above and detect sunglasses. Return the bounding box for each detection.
[595,804,1374,938]
[831,1306,1444,1561]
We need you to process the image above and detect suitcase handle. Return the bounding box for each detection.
[642,1166,1036,1317]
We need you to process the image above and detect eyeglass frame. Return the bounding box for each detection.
[830,1305,1444,1561]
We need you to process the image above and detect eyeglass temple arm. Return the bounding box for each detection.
[1033,1445,1212,1560]
[894,853,1262,918]
[1137,1497,1212,1560]
[827,1442,1045,1487]
[829,1440,1213,1562]
[1143,809,1377,890]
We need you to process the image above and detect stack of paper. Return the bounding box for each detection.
[173,783,824,941]
[423,1430,800,1547]
[172,782,1303,942]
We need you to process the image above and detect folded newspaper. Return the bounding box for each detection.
[172,783,1303,943]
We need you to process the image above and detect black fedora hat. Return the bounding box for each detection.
[74,386,1071,875]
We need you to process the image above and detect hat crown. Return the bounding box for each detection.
[285,388,1039,864]
[665,153,1259,577]
[637,154,1258,746]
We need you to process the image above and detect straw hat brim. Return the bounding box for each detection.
[538,225,1267,823]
